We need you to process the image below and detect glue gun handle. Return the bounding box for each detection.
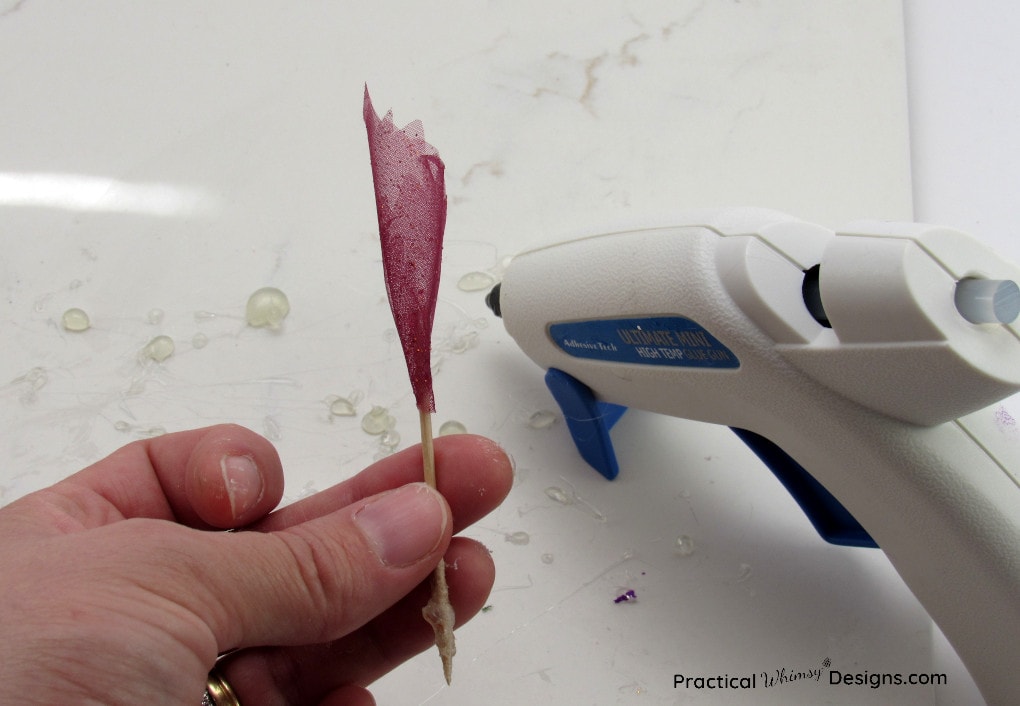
[785,413,1020,706]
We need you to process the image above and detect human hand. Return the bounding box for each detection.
[0,424,513,705]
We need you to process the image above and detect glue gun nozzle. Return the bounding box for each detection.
[486,283,502,318]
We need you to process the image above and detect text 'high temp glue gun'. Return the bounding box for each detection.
[485,208,1020,705]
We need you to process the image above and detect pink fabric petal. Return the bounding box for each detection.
[364,86,447,413]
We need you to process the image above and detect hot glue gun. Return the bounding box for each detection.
[485,208,1020,705]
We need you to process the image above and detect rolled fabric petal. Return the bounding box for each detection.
[363,86,447,413]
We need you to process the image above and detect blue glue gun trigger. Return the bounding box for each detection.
[543,368,877,548]
[544,368,627,480]
[731,428,877,548]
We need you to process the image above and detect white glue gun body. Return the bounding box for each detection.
[488,209,1020,705]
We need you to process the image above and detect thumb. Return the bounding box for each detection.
[188,482,451,650]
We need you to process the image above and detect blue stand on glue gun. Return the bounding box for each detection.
[544,366,877,548]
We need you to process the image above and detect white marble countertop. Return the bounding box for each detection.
[1,1,1014,703]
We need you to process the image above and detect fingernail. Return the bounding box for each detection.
[220,454,264,519]
[355,483,448,567]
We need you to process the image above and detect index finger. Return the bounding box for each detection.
[256,435,512,534]
[28,424,284,532]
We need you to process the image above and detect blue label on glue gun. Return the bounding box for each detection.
[548,316,739,368]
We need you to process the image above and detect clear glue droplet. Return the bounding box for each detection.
[528,410,557,429]
[192,332,209,349]
[544,486,573,505]
[142,335,175,362]
[457,271,496,292]
[673,534,695,557]
[246,287,290,329]
[329,397,357,417]
[263,415,282,441]
[504,531,530,545]
[541,553,555,565]
[380,429,401,449]
[361,406,393,435]
[736,563,753,583]
[61,308,91,332]
[438,420,467,436]
[448,330,479,354]
[16,367,47,404]
[147,308,164,325]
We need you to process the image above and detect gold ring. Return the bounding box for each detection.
[204,666,241,706]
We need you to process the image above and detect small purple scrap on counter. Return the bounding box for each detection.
[614,589,637,604]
